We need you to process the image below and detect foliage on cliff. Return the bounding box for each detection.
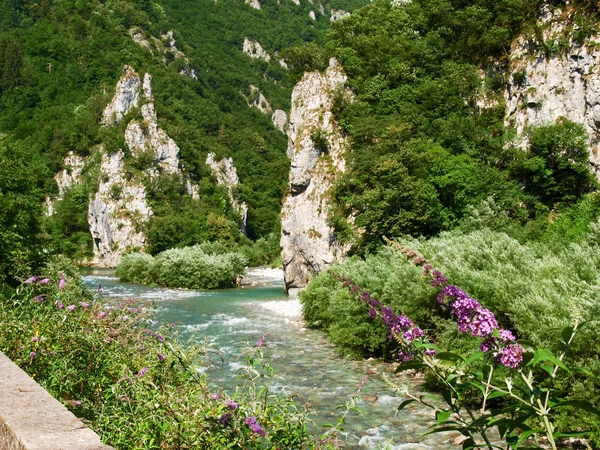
[324,0,598,251]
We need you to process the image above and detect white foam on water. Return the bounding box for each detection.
[375,395,403,408]
[221,317,252,326]
[179,322,212,331]
[228,361,248,371]
[245,267,284,281]
[253,299,302,317]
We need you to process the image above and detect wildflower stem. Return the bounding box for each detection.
[481,364,494,414]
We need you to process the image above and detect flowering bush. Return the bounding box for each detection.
[327,243,600,449]
[0,258,314,449]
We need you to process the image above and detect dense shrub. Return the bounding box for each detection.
[0,258,313,449]
[116,244,247,289]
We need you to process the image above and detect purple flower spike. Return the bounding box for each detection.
[31,337,38,342]
[25,276,39,284]
[498,329,516,342]
[137,367,148,377]
[244,416,266,436]
[38,278,51,285]
[29,351,36,360]
[72,400,82,407]
[33,295,45,302]
[57,300,64,309]
[498,344,525,368]
[424,349,438,356]
[210,393,219,400]
[66,305,76,311]
[367,308,377,319]
[226,400,238,410]
[79,302,90,308]
[97,311,107,319]
[157,353,166,361]
[59,275,66,291]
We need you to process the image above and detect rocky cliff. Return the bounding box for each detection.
[505,6,600,171]
[280,58,350,293]
[87,65,198,267]
[205,153,248,232]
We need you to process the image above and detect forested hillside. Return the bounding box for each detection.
[0,0,368,281]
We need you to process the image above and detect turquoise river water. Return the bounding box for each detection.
[82,267,459,449]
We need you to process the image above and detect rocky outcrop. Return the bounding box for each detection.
[245,0,261,10]
[55,152,85,197]
[272,109,288,133]
[124,74,181,175]
[129,29,198,80]
[280,58,351,293]
[244,85,272,114]
[330,9,350,21]
[89,66,199,267]
[101,66,140,124]
[504,6,600,170]
[206,153,248,232]
[89,150,151,267]
[242,38,271,63]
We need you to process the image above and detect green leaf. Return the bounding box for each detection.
[561,326,574,345]
[397,399,416,413]
[395,361,426,372]
[551,400,600,417]
[527,349,569,372]
[465,351,486,364]
[435,410,452,425]
[516,429,539,447]
[436,352,465,363]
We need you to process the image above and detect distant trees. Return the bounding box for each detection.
[0,37,23,93]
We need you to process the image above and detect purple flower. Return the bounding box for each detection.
[157,353,166,361]
[31,337,38,342]
[368,298,381,308]
[59,275,66,291]
[402,327,424,343]
[72,400,82,407]
[424,349,438,356]
[256,334,267,348]
[137,367,148,377]
[24,276,39,284]
[498,329,516,342]
[97,311,107,319]
[66,305,76,311]
[33,295,45,302]
[398,351,413,362]
[79,302,90,308]
[226,400,238,410]
[359,291,371,302]
[469,307,498,337]
[57,300,64,309]
[367,308,377,319]
[430,270,449,288]
[498,344,525,369]
[38,278,51,285]
[244,416,266,436]
[218,413,231,426]
[29,351,36,360]
[210,393,219,400]
[350,285,360,294]
[479,339,494,352]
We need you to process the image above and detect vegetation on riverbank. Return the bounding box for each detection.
[0,258,315,449]
[302,203,600,445]
[116,243,247,289]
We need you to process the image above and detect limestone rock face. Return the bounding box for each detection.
[505,6,600,170]
[272,109,288,133]
[330,9,349,21]
[88,150,151,267]
[245,0,261,10]
[243,38,271,63]
[89,66,199,267]
[124,75,181,175]
[206,153,248,232]
[55,152,85,197]
[101,66,140,124]
[281,58,350,292]
[245,85,272,114]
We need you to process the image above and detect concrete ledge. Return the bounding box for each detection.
[0,352,113,450]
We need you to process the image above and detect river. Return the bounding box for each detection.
[82,267,456,449]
